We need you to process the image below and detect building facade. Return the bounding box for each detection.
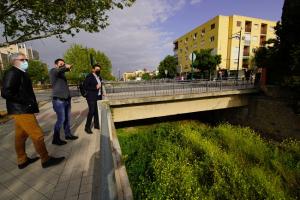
[174,15,277,75]
[0,44,39,70]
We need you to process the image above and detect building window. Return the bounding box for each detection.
[237,21,242,27]
[210,36,215,42]
[211,23,215,30]
[245,21,252,32]
[193,33,198,40]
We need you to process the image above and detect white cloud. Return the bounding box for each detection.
[190,0,203,5]
[29,0,201,75]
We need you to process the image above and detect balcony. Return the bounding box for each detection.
[173,41,178,51]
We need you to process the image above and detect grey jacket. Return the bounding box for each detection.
[49,67,70,99]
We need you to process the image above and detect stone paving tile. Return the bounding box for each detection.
[51,190,67,200]
[0,98,105,200]
[78,192,92,200]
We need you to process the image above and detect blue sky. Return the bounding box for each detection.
[29,0,284,76]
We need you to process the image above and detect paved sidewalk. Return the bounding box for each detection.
[0,97,103,200]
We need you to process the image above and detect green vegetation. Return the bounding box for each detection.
[158,55,178,79]
[63,44,115,83]
[254,0,300,87]
[117,121,300,200]
[27,60,49,84]
[193,49,222,80]
[0,0,135,47]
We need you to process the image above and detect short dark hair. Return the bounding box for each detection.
[92,64,101,69]
[54,58,64,65]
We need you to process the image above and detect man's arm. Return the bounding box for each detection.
[1,70,25,104]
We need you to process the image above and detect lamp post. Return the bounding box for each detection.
[236,28,242,81]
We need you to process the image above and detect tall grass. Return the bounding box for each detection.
[117,121,300,200]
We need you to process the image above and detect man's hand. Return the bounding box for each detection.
[65,64,72,69]
[96,84,101,89]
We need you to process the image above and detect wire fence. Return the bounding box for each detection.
[104,79,256,100]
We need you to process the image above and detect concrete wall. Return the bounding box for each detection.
[212,96,300,140]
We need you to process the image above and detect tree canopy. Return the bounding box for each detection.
[63,44,114,83]
[254,0,300,86]
[193,49,221,80]
[158,55,178,78]
[0,0,135,47]
[27,60,49,84]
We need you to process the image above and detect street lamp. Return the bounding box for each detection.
[164,69,168,79]
[230,27,243,81]
[236,28,242,81]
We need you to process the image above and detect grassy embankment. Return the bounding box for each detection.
[117,121,300,200]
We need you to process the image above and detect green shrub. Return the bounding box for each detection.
[117,121,300,200]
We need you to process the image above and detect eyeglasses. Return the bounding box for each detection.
[16,59,28,62]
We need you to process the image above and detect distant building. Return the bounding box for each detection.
[173,15,277,75]
[0,44,39,70]
[123,69,157,81]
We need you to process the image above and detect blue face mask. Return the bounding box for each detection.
[20,61,29,71]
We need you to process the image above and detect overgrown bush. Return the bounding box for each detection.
[117,121,300,200]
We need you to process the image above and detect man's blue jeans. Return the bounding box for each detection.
[52,99,71,140]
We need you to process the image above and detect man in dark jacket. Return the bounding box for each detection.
[83,64,103,134]
[1,53,65,169]
[49,58,78,145]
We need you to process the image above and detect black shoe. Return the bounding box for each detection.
[94,126,100,130]
[85,128,93,134]
[42,156,65,168]
[65,135,78,140]
[52,139,67,145]
[18,157,40,169]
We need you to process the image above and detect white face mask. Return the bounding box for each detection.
[20,61,29,71]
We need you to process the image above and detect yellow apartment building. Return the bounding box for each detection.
[174,15,277,75]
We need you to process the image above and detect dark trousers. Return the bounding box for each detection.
[85,100,100,129]
[52,99,71,141]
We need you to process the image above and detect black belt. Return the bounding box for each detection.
[53,97,70,101]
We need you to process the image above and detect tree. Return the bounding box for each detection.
[158,55,178,78]
[254,0,300,86]
[0,0,135,47]
[27,60,49,84]
[142,73,151,81]
[63,44,114,83]
[193,49,221,80]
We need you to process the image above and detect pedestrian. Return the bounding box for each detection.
[1,53,65,169]
[83,64,103,134]
[49,58,78,145]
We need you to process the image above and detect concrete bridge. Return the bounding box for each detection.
[104,80,258,122]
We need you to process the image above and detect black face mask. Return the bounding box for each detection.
[95,70,100,76]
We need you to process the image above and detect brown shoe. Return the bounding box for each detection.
[18,157,40,169]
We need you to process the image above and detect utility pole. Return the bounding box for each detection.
[236,27,242,81]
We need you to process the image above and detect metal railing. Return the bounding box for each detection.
[104,79,256,100]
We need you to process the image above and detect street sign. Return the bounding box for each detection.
[189,52,196,62]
